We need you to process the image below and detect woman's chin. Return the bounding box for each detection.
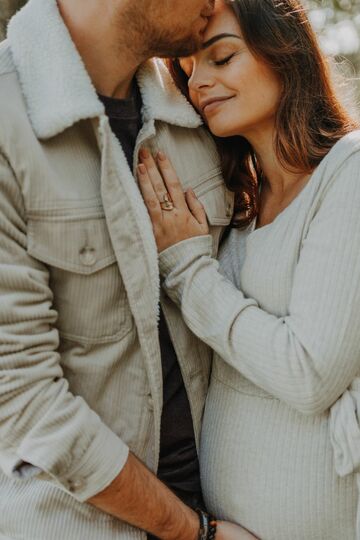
[208,122,239,138]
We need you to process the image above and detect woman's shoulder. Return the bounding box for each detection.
[315,130,360,183]
[315,130,360,206]
[324,130,360,169]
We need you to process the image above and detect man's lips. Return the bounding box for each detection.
[200,96,235,114]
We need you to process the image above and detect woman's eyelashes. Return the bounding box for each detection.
[213,52,236,66]
[179,48,241,78]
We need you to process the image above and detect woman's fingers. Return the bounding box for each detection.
[137,154,209,252]
[185,189,208,227]
[139,148,170,205]
[137,163,162,222]
[139,148,187,210]
[156,152,187,209]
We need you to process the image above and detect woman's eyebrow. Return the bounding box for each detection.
[201,33,242,49]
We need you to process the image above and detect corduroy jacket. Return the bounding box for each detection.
[0,0,234,538]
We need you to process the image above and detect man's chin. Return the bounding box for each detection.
[155,33,203,59]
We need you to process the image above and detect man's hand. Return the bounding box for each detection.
[217,520,260,539]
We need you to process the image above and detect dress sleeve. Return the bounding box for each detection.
[0,152,129,501]
[159,152,360,416]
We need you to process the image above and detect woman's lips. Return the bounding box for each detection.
[201,96,234,115]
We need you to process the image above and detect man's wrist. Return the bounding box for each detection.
[168,507,198,540]
[88,452,200,540]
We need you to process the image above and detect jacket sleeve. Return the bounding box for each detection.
[159,153,360,416]
[0,152,129,502]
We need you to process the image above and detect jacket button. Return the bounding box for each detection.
[79,246,96,266]
[68,478,84,493]
[147,394,154,412]
[226,203,233,218]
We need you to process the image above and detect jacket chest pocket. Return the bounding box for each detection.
[194,168,234,226]
[27,215,133,344]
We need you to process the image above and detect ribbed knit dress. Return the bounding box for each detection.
[159,131,360,540]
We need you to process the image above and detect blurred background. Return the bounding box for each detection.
[0,0,359,106]
[307,0,360,109]
[0,0,25,39]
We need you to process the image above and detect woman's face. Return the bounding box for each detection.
[179,0,281,139]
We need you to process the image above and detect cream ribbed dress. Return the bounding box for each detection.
[159,132,360,540]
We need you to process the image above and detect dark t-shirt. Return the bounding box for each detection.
[98,85,203,506]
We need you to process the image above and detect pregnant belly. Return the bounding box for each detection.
[200,373,357,540]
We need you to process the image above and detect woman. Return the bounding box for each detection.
[137,0,360,538]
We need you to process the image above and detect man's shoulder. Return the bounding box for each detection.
[154,120,221,174]
[0,40,16,78]
[0,40,25,109]
[0,40,34,151]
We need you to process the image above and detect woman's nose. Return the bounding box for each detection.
[188,70,214,92]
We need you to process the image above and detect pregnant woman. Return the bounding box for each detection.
[137,0,360,538]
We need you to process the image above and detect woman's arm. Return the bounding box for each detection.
[139,149,360,416]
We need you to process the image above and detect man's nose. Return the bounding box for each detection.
[202,0,215,17]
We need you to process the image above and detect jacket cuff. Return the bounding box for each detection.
[58,423,130,502]
[11,419,130,503]
[159,235,213,277]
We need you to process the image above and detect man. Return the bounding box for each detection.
[0,0,252,538]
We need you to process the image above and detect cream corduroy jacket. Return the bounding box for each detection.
[0,0,234,538]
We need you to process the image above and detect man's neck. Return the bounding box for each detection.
[57,0,145,99]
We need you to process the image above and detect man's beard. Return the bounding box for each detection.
[120,9,203,59]
[145,27,203,58]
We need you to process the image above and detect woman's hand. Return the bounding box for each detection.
[216,520,260,539]
[137,148,209,253]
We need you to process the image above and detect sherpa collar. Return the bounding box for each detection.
[7,0,202,140]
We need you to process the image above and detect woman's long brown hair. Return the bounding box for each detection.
[167,0,359,227]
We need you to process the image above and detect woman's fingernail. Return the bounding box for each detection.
[157,151,166,161]
[189,189,196,197]
[139,148,149,159]
[138,164,146,174]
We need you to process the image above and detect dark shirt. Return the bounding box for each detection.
[98,85,202,505]
[99,84,142,168]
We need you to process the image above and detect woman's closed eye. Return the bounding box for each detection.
[213,52,236,66]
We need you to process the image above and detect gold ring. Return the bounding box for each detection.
[160,193,174,211]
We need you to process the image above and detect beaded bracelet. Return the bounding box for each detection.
[196,508,218,540]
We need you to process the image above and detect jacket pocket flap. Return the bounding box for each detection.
[27,217,117,275]
[194,170,234,226]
